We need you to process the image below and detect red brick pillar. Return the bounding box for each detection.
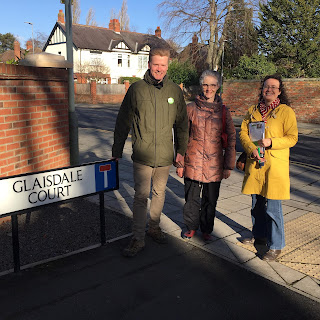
[124,80,130,92]
[91,80,97,104]
[74,82,77,95]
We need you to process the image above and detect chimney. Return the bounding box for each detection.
[155,26,161,38]
[58,9,65,24]
[109,19,120,33]
[26,40,33,51]
[14,40,20,61]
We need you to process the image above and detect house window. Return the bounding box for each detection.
[118,54,123,67]
[90,50,102,66]
[138,56,148,69]
[128,55,130,68]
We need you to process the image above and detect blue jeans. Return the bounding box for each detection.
[251,195,285,250]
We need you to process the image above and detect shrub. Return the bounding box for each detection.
[167,60,199,87]
[118,76,141,84]
[232,54,277,79]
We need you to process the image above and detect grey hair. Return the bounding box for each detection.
[199,70,221,87]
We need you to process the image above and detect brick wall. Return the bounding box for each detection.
[222,78,320,124]
[0,64,70,178]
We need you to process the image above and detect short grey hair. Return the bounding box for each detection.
[199,70,221,87]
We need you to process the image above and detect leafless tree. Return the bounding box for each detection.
[86,7,98,26]
[110,0,130,30]
[158,0,256,70]
[26,31,48,50]
[72,0,81,24]
[75,58,110,83]
[119,0,130,30]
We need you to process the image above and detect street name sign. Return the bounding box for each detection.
[0,160,118,216]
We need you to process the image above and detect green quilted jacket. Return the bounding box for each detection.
[112,70,189,167]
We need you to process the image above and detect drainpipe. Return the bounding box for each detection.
[64,0,79,165]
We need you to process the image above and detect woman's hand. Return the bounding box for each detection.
[250,148,265,162]
[223,169,231,179]
[258,138,272,148]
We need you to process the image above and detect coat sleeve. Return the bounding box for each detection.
[270,107,298,150]
[112,86,134,158]
[224,107,236,170]
[174,89,189,156]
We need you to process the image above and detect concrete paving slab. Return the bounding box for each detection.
[227,194,252,205]
[282,204,300,214]
[223,240,257,263]
[218,212,253,229]
[244,257,286,284]
[283,209,311,223]
[216,198,250,212]
[268,261,306,285]
[205,239,240,262]
[293,276,320,300]
[212,219,244,238]
[165,210,184,225]
[159,214,181,233]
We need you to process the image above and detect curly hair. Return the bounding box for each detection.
[199,70,221,87]
[259,74,290,106]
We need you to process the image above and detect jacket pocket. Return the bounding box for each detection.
[270,149,289,162]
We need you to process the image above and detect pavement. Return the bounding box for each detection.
[0,110,319,319]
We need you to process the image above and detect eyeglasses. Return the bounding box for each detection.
[263,85,279,90]
[202,84,217,88]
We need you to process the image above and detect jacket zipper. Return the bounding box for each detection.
[153,86,157,167]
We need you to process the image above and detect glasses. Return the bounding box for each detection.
[202,83,217,88]
[263,85,279,90]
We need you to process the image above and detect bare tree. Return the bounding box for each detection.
[110,8,117,20]
[75,57,110,83]
[158,0,256,70]
[72,0,81,24]
[86,7,98,26]
[119,0,130,30]
[110,0,130,30]
[147,28,154,35]
[26,31,48,50]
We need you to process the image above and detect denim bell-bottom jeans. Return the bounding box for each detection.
[251,194,285,250]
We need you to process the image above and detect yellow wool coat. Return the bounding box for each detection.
[239,104,298,200]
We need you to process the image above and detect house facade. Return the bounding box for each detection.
[44,10,173,84]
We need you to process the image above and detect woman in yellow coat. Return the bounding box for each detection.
[239,74,298,262]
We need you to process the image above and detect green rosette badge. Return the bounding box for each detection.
[168,97,174,104]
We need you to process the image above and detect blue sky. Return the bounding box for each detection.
[0,0,167,47]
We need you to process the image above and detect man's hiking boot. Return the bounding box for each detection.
[122,238,145,257]
[147,227,168,244]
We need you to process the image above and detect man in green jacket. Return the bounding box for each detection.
[112,47,189,257]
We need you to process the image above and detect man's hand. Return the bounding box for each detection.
[176,167,184,178]
[174,153,184,168]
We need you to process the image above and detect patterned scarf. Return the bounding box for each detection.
[259,98,280,123]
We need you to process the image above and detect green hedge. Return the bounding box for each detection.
[119,77,141,84]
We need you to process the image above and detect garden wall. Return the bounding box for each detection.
[0,64,70,178]
[222,78,320,123]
